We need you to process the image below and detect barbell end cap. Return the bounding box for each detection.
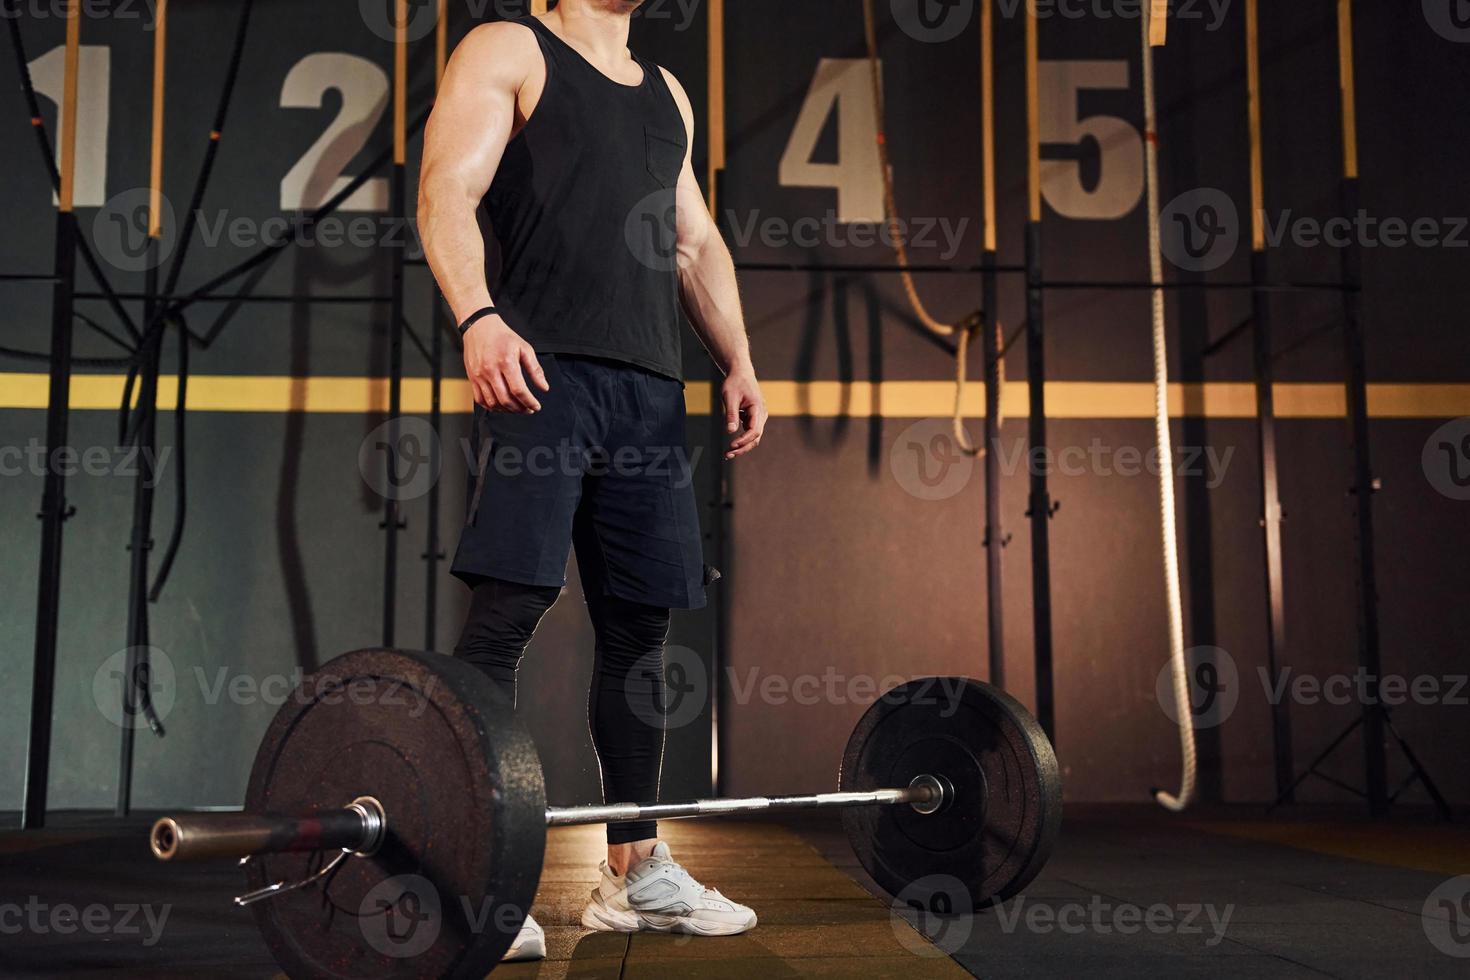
[908,774,951,816]
[150,817,182,861]
[347,796,387,857]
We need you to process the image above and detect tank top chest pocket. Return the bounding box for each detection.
[645,127,686,188]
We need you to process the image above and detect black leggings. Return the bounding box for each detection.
[453,577,668,845]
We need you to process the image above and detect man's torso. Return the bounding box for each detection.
[482,16,689,382]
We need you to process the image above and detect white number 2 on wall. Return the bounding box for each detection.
[279,53,390,213]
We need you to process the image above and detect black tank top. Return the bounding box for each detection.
[483,17,688,381]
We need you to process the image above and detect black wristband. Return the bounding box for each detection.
[458,307,499,337]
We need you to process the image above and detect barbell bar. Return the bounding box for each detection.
[548,774,948,825]
[152,776,948,863]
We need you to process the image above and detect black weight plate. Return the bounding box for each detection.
[839,677,1061,912]
[244,649,545,979]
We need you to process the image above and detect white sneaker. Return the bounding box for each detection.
[580,841,757,936]
[502,912,546,961]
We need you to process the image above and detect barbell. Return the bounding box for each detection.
[149,648,1061,979]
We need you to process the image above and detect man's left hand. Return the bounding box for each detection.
[722,369,767,460]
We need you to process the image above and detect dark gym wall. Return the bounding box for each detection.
[0,0,716,814]
[2,2,1467,815]
[716,0,1470,803]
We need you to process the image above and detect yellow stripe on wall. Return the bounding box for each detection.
[0,375,1466,419]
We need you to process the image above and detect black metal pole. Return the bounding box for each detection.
[981,251,1005,690]
[424,292,446,652]
[118,255,166,816]
[1024,221,1055,741]
[22,208,81,829]
[1338,176,1386,817]
[710,168,732,796]
[383,160,407,647]
[1251,248,1293,803]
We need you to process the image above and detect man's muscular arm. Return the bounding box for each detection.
[660,69,767,460]
[419,23,548,414]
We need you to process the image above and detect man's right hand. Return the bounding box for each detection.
[463,316,551,413]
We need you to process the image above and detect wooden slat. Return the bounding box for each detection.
[1246,0,1265,250]
[1337,0,1359,179]
[393,0,407,166]
[707,0,726,214]
[149,0,169,238]
[981,0,996,251]
[57,0,82,213]
[436,0,448,87]
[1025,0,1041,222]
[1149,0,1169,45]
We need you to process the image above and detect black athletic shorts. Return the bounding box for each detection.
[451,354,708,610]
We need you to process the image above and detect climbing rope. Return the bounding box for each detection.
[862,0,1003,456]
[1141,4,1197,812]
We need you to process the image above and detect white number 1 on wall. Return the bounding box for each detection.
[30,44,111,209]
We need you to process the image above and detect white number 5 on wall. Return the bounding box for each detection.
[1040,60,1144,220]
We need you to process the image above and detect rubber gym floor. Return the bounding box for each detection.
[2,804,1466,978]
